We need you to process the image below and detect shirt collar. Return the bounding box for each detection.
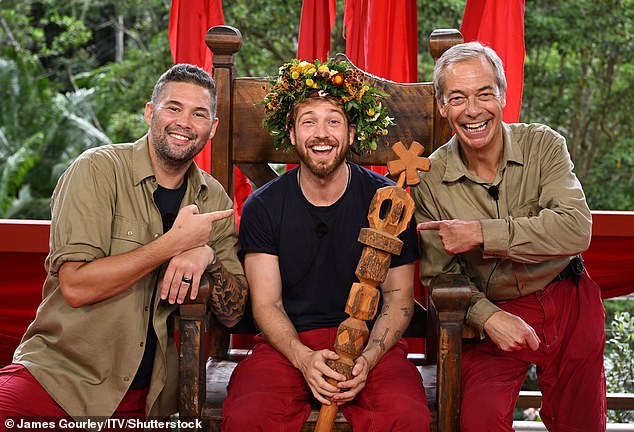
[131,135,208,198]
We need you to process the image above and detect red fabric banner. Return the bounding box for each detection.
[344,0,418,83]
[297,0,337,62]
[344,0,418,176]
[460,0,525,123]
[168,0,252,222]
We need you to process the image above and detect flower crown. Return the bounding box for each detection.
[262,58,394,153]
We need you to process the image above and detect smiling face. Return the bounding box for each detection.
[289,97,355,179]
[438,56,506,158]
[144,81,218,169]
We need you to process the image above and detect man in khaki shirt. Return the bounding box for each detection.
[413,42,606,431]
[0,64,248,424]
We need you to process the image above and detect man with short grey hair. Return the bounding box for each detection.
[413,42,606,431]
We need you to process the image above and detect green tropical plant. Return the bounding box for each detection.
[605,311,634,423]
[0,50,112,219]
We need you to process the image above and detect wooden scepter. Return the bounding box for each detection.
[314,141,430,432]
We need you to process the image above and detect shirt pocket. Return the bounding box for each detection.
[111,214,151,255]
[510,198,542,218]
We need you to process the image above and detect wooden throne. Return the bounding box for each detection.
[177,25,472,432]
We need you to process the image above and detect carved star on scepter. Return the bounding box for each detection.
[386,141,430,188]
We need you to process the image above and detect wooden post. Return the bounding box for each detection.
[178,279,211,431]
[205,25,243,196]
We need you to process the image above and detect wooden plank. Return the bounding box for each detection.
[516,390,634,411]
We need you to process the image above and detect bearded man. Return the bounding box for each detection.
[221,59,430,432]
[0,64,247,424]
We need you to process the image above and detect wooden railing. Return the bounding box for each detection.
[1,211,633,366]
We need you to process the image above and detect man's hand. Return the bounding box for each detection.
[159,206,233,304]
[483,310,541,352]
[417,219,483,254]
[331,354,371,405]
[160,245,214,304]
[296,348,346,405]
[167,205,234,253]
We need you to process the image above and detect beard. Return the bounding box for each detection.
[150,126,204,169]
[295,136,350,179]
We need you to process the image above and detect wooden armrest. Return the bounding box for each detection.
[178,274,212,424]
[179,275,211,317]
[431,275,478,338]
[428,273,471,432]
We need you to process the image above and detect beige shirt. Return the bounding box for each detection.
[13,136,244,420]
[412,123,592,331]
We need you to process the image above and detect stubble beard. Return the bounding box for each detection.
[151,127,203,169]
[296,137,349,179]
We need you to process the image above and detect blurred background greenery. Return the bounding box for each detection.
[0,0,632,219]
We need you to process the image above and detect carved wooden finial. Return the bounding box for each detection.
[386,141,430,188]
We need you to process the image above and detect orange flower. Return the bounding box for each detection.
[331,73,344,87]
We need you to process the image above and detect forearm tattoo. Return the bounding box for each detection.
[206,259,248,327]
[370,304,411,352]
[371,328,389,353]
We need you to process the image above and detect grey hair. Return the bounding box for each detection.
[433,41,507,103]
[151,64,217,119]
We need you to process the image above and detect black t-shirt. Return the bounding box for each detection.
[130,180,186,389]
[239,163,418,332]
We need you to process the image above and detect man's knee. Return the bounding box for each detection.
[351,394,430,432]
[461,385,516,432]
[392,398,430,431]
[222,393,310,431]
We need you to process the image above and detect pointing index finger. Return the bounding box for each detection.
[417,221,441,231]
[207,209,234,222]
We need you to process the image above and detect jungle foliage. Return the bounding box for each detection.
[0,0,631,219]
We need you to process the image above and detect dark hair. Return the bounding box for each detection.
[433,42,507,105]
[151,64,217,118]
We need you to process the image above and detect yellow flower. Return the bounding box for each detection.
[357,85,369,102]
[306,78,314,87]
[366,107,375,117]
[291,71,300,80]
[318,64,330,74]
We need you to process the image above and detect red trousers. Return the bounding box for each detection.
[461,271,606,432]
[0,364,151,431]
[222,327,430,431]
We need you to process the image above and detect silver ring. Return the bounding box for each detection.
[181,276,193,284]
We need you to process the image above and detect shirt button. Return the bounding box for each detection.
[127,231,133,236]
[154,233,159,238]
[123,376,130,382]
[140,342,145,347]
[145,306,149,312]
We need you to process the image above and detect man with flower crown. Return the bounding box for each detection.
[221,59,430,431]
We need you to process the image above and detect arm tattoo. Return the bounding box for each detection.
[381,288,401,294]
[371,328,389,353]
[393,329,402,343]
[206,258,248,327]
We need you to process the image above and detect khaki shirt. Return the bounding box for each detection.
[412,123,591,331]
[13,136,245,420]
